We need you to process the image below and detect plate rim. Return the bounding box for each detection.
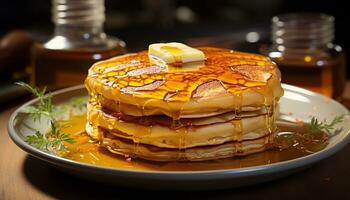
[7,84,350,179]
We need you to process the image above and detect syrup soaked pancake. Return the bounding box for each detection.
[85,47,283,118]
[87,101,278,149]
[86,125,274,162]
[85,45,283,161]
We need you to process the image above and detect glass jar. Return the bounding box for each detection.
[31,0,126,89]
[261,13,346,99]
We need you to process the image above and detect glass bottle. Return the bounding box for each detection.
[261,13,346,99]
[31,0,126,89]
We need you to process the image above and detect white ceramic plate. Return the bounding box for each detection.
[8,84,350,190]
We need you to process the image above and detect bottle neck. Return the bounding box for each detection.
[54,24,106,41]
[46,0,107,49]
[271,13,334,50]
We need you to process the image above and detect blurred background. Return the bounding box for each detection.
[1,0,349,52]
[0,0,348,104]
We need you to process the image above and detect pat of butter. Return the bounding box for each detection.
[148,42,205,65]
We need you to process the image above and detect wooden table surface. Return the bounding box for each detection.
[1,83,350,200]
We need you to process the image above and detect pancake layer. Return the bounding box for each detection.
[87,101,277,149]
[86,124,274,162]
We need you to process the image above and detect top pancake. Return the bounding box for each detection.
[85,47,283,118]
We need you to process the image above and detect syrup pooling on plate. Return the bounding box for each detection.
[62,115,329,171]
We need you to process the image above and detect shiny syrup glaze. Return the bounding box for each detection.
[86,47,277,102]
[62,115,328,171]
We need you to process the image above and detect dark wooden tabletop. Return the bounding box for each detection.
[1,82,350,200]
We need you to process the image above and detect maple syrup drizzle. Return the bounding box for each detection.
[231,91,243,154]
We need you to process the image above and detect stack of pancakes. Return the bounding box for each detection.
[85,47,284,161]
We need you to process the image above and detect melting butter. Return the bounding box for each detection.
[148,42,205,65]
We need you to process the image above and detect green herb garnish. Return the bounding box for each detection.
[16,82,77,154]
[306,115,346,136]
[274,114,347,151]
[26,121,76,152]
[16,82,53,121]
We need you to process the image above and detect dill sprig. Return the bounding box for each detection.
[26,131,47,150]
[16,82,76,154]
[16,82,53,121]
[274,115,346,151]
[26,121,76,152]
[306,114,346,136]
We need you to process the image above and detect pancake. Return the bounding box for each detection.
[87,101,278,148]
[96,92,266,118]
[87,125,274,162]
[85,44,283,161]
[85,47,283,118]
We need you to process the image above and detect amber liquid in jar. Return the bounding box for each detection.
[269,46,346,98]
[32,43,126,88]
[31,0,126,89]
[263,13,346,99]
